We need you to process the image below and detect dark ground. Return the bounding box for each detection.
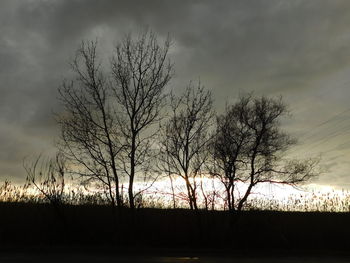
[1,203,350,260]
[1,252,350,263]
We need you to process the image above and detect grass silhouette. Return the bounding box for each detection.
[0,181,350,253]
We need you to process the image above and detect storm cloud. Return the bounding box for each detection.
[1,0,350,187]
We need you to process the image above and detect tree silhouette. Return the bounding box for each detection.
[210,94,317,211]
[111,31,173,209]
[160,82,213,210]
[58,32,172,209]
[57,41,123,207]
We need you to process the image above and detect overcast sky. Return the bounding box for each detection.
[1,0,350,187]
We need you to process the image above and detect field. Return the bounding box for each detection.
[1,202,350,253]
[1,181,350,259]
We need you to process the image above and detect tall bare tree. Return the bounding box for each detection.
[111,32,173,209]
[57,41,123,207]
[211,94,318,211]
[160,82,213,210]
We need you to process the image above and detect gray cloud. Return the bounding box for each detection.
[1,0,350,185]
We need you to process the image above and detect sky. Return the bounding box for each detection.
[1,0,350,188]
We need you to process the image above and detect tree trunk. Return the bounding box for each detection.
[129,134,136,209]
[237,182,254,211]
[185,177,194,210]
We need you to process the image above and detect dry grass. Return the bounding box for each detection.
[1,180,350,212]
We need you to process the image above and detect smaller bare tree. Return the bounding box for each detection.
[159,82,213,210]
[211,94,318,211]
[24,152,66,206]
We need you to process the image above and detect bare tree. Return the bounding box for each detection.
[211,95,318,211]
[111,31,173,209]
[159,82,213,210]
[24,152,66,206]
[210,97,251,211]
[57,41,123,207]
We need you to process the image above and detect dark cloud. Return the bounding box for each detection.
[1,0,350,185]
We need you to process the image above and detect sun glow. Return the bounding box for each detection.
[1,178,348,212]
[134,176,328,210]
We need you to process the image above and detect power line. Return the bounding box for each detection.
[287,107,350,155]
[298,107,350,142]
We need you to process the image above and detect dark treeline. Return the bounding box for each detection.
[22,31,318,212]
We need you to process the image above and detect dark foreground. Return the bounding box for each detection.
[1,256,350,263]
[1,249,350,263]
[1,202,350,260]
